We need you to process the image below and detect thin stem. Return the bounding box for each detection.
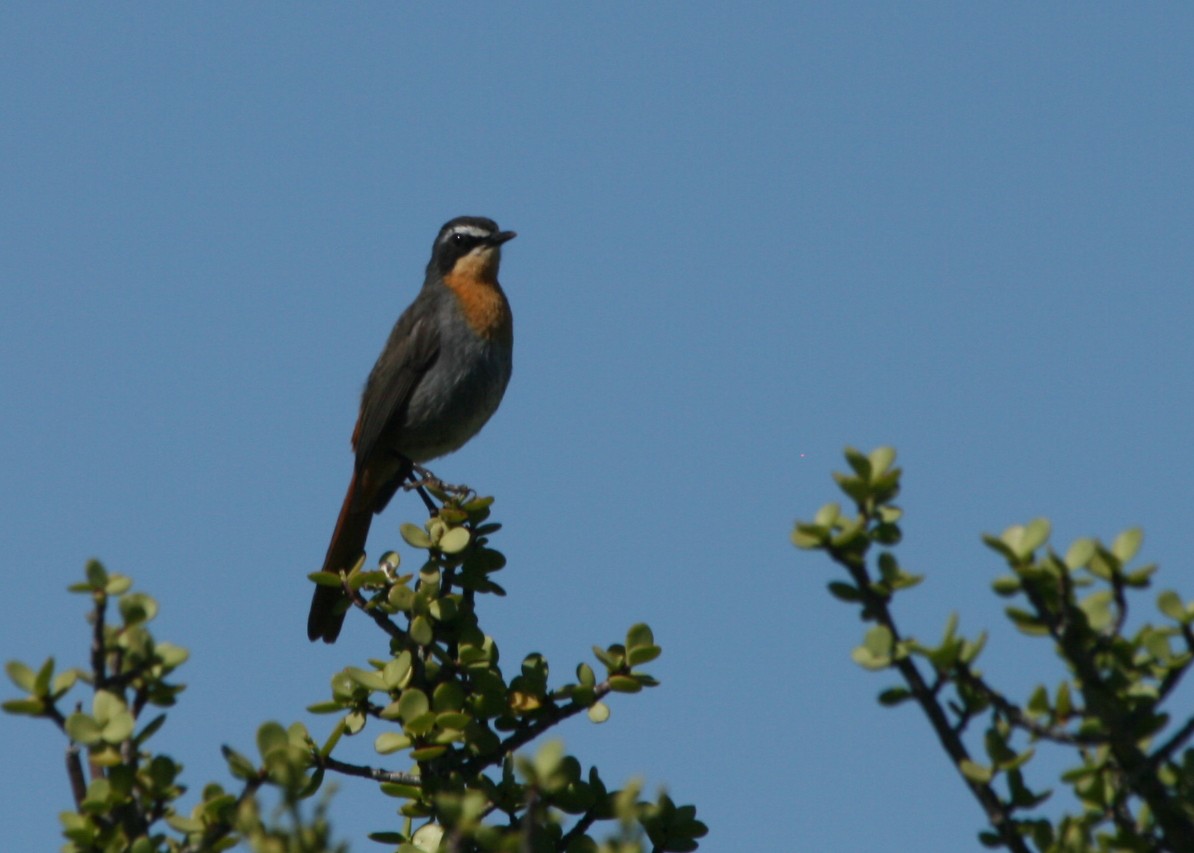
[318,754,421,786]
[827,538,1030,853]
[455,684,613,779]
[953,667,1102,746]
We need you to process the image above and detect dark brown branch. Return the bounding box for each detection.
[1142,715,1194,781]
[953,666,1103,746]
[558,807,600,850]
[1155,624,1194,704]
[318,753,421,786]
[827,540,1030,853]
[1022,564,1194,849]
[90,591,108,687]
[454,684,613,780]
[65,743,87,808]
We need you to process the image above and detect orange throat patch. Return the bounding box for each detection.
[443,253,513,344]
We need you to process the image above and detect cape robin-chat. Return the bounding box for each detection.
[308,216,516,642]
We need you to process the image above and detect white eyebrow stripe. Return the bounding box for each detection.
[445,225,492,240]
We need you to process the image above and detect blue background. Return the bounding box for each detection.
[3,4,1194,850]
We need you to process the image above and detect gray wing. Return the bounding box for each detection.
[353,303,441,475]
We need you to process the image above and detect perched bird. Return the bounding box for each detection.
[308,216,516,643]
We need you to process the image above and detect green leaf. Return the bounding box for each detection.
[532,740,566,779]
[827,581,862,602]
[960,631,987,664]
[608,675,642,693]
[791,524,828,549]
[1005,607,1049,637]
[1001,519,1050,560]
[1064,538,1096,570]
[383,653,414,690]
[832,471,869,504]
[843,446,870,478]
[397,689,430,722]
[368,832,409,844]
[868,446,896,479]
[863,625,893,657]
[1111,528,1143,564]
[576,663,596,687]
[375,732,412,755]
[626,623,655,649]
[592,645,625,672]
[959,759,994,783]
[222,746,257,780]
[587,702,610,723]
[1055,682,1073,719]
[378,782,422,799]
[102,710,136,744]
[813,502,841,527]
[256,721,289,758]
[1158,590,1187,623]
[437,527,470,554]
[307,701,343,715]
[1079,590,1114,632]
[93,690,125,723]
[432,681,465,713]
[1125,563,1158,587]
[344,667,389,693]
[830,516,867,549]
[389,584,415,611]
[991,575,1021,597]
[5,661,36,693]
[166,816,204,834]
[104,575,132,596]
[66,712,103,745]
[155,643,189,669]
[135,713,167,745]
[3,698,44,715]
[401,523,433,549]
[436,711,471,730]
[405,710,435,738]
[410,615,434,646]
[940,612,958,643]
[428,597,458,622]
[410,822,445,850]
[85,559,109,589]
[349,570,389,591]
[877,687,912,706]
[627,645,662,666]
[982,534,1016,561]
[852,626,894,670]
[410,745,446,761]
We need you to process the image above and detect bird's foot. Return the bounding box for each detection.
[405,464,475,513]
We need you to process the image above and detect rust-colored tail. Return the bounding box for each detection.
[308,471,372,643]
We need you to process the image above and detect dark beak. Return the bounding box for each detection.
[490,230,517,246]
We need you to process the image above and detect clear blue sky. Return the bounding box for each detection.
[4,4,1194,850]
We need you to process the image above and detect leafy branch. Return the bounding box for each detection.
[305,491,704,851]
[794,446,1194,852]
[5,492,704,852]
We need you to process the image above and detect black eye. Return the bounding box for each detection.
[451,233,467,246]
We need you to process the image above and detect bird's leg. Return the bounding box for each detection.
[402,466,440,516]
[404,464,475,514]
